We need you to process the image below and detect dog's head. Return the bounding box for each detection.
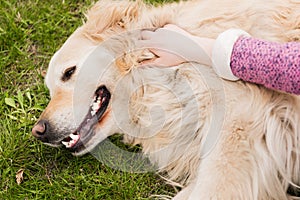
[32,0,158,155]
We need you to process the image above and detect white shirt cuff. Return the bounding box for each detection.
[212,29,251,81]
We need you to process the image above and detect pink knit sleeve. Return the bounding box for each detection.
[230,37,300,95]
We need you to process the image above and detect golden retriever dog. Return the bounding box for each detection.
[32,0,300,199]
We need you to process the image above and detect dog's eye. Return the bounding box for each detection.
[62,66,76,81]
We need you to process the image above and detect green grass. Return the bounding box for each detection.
[0,0,176,199]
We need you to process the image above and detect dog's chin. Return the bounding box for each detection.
[59,85,111,155]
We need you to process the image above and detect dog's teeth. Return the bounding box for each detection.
[91,110,96,116]
[69,133,79,141]
[92,103,100,111]
[62,141,70,148]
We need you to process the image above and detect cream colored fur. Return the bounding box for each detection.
[42,0,300,199]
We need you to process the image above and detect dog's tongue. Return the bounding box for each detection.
[76,113,98,136]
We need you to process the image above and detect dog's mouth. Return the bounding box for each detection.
[61,85,111,152]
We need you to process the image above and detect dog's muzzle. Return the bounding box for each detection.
[32,85,111,152]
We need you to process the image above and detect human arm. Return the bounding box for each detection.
[139,25,300,95]
[222,31,300,95]
[138,24,214,67]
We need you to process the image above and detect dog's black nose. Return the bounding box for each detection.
[32,120,48,140]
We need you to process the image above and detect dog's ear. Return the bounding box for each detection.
[83,0,141,40]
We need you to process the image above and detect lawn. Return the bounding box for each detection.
[0,0,177,199]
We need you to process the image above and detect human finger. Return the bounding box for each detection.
[163,24,189,35]
[140,57,171,68]
[136,40,150,48]
[136,40,163,52]
[140,30,156,40]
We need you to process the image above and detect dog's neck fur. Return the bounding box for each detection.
[112,64,219,184]
[112,59,300,187]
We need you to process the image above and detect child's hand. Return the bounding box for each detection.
[138,24,214,67]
